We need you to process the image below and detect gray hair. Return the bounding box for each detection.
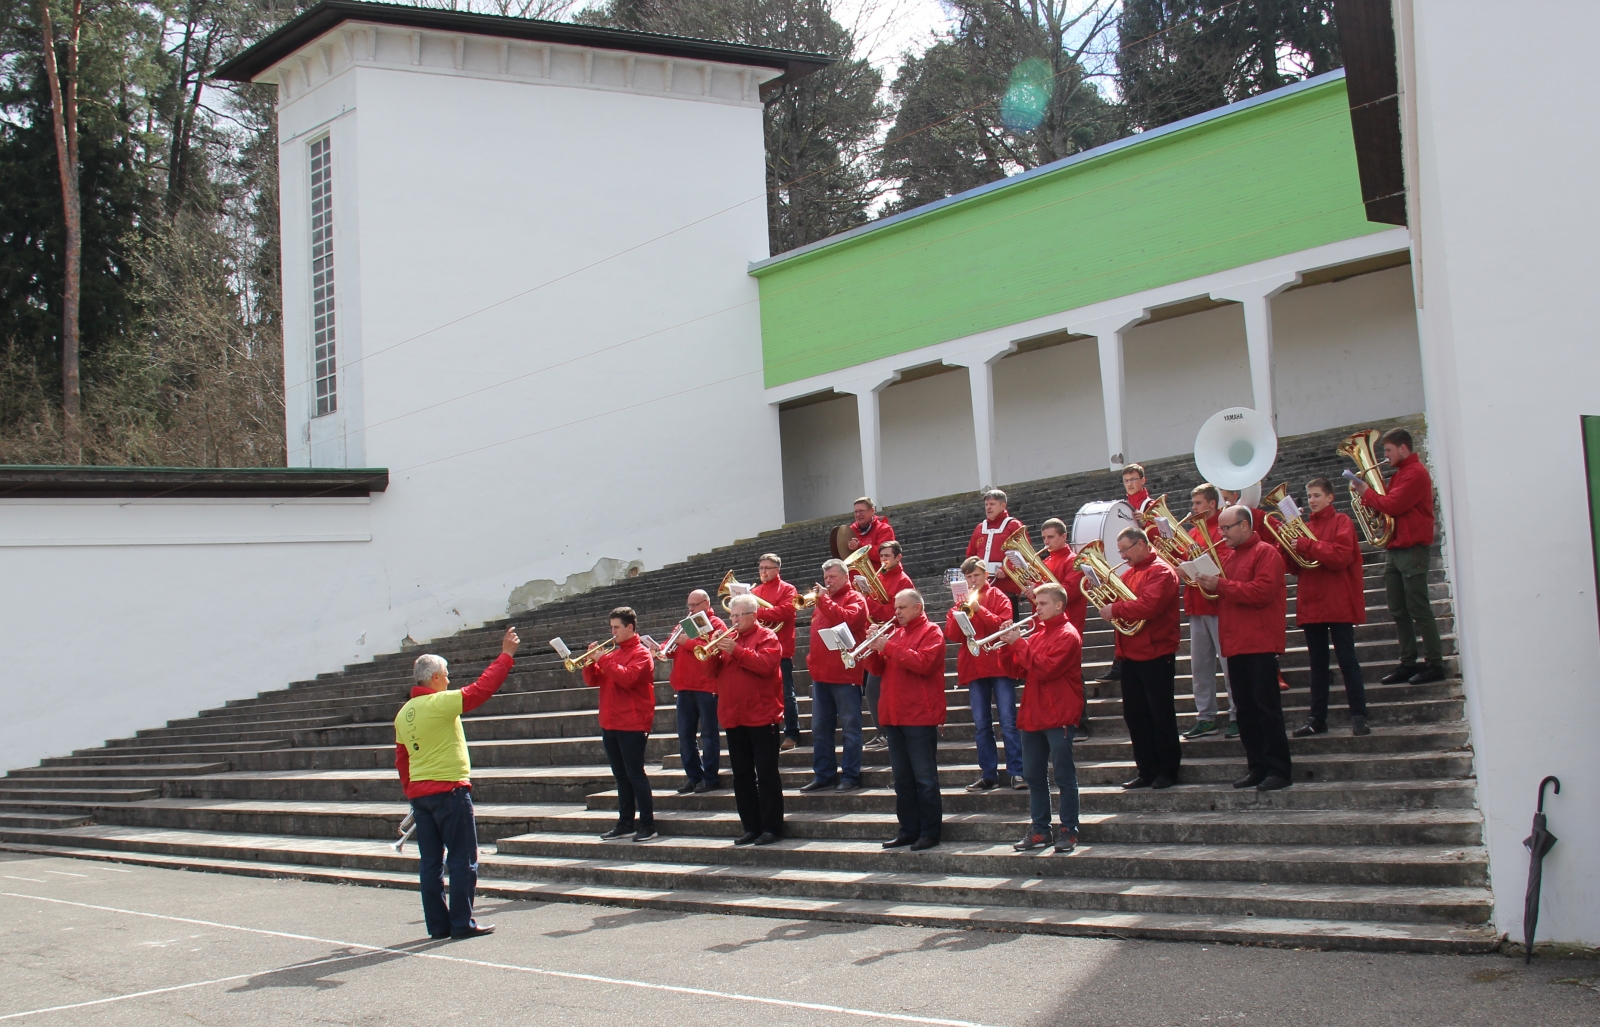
[896,588,924,608]
[413,654,448,683]
[821,558,847,576]
[729,594,759,615]
[982,488,1007,503]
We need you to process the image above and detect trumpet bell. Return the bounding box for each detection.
[1194,407,1277,492]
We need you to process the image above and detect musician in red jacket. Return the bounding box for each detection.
[751,553,802,749]
[1001,584,1084,854]
[1030,517,1092,738]
[863,589,948,851]
[1098,526,1182,789]
[654,589,724,794]
[709,594,785,845]
[861,540,915,750]
[1182,484,1233,741]
[581,607,660,841]
[965,488,1028,602]
[846,498,897,569]
[945,557,1024,791]
[1198,506,1292,791]
[1289,479,1370,737]
[1122,463,1153,515]
[1220,487,1290,695]
[803,560,871,793]
[1350,427,1443,686]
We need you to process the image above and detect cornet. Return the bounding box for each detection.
[1074,541,1145,636]
[841,621,896,670]
[556,636,617,672]
[1336,429,1396,548]
[1261,483,1320,570]
[793,585,821,610]
[718,570,773,612]
[392,812,416,853]
[693,627,736,661]
[652,625,685,658]
[967,615,1035,656]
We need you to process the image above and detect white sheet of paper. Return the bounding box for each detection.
[728,581,751,596]
[1278,496,1301,521]
[638,634,657,652]
[953,611,975,638]
[549,637,572,659]
[819,624,856,651]
[1181,553,1221,579]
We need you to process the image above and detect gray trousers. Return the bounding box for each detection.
[1189,614,1230,722]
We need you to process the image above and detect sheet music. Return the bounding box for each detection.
[819,623,856,651]
[638,634,658,652]
[1277,495,1301,521]
[1180,553,1221,579]
[953,611,975,638]
[549,637,572,659]
[681,610,713,638]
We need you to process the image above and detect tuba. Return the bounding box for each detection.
[718,570,774,613]
[843,545,890,604]
[561,637,617,672]
[1261,483,1320,570]
[1074,541,1145,636]
[999,532,1059,591]
[1142,493,1219,600]
[1337,429,1396,548]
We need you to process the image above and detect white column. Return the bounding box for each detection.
[1211,273,1300,427]
[945,340,1016,489]
[1069,310,1149,470]
[837,373,898,504]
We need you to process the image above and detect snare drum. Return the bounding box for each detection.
[1071,500,1140,574]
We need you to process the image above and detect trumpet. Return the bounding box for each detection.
[1143,493,1217,599]
[718,570,773,613]
[1074,541,1145,636]
[843,545,890,604]
[841,621,896,670]
[693,627,736,661]
[560,636,617,672]
[967,615,1036,655]
[999,532,1060,591]
[1337,429,1396,548]
[392,812,416,853]
[653,625,685,658]
[1261,483,1320,570]
[794,585,821,610]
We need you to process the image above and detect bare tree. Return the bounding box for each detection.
[37,0,86,458]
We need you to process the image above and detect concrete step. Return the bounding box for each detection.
[6,762,229,780]
[0,811,94,829]
[0,786,161,803]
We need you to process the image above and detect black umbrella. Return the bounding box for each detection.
[1521,775,1562,964]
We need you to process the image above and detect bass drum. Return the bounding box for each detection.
[1071,500,1140,575]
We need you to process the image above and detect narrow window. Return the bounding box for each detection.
[309,136,337,416]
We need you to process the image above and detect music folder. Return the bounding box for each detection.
[1180,553,1222,579]
[818,624,856,651]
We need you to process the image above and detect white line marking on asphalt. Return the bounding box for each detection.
[92,866,133,872]
[42,871,86,877]
[0,892,1002,1027]
[3,876,46,883]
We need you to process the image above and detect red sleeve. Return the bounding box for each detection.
[734,634,782,675]
[581,658,603,689]
[968,599,1003,635]
[460,653,514,713]
[1300,516,1359,569]
[395,743,411,791]
[883,624,945,675]
[965,523,984,558]
[1008,628,1078,677]
[944,608,964,642]
[1111,564,1178,621]
[1362,463,1432,516]
[864,592,895,623]
[756,591,795,629]
[1215,548,1281,608]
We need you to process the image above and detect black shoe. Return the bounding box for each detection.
[600,826,632,840]
[1256,775,1292,792]
[676,782,698,795]
[799,777,836,793]
[1121,776,1152,790]
[634,828,659,842]
[450,923,495,939]
[753,832,779,846]
[1151,775,1175,790]
[965,777,998,792]
[733,832,759,846]
[1013,829,1052,851]
[1380,663,1417,685]
[1054,831,1079,854]
[429,932,451,940]
[706,777,724,791]
[1409,663,1446,684]
[1291,720,1326,738]
[1096,666,1122,682]
[1350,715,1371,736]
[909,837,940,852]
[1233,772,1265,789]
[691,781,709,793]
[882,833,916,849]
[835,778,860,792]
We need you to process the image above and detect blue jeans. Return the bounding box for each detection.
[884,725,942,841]
[1022,727,1080,834]
[411,787,480,937]
[810,681,863,784]
[675,690,720,784]
[781,657,800,740]
[968,677,1023,780]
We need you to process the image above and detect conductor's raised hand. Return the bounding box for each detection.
[502,626,521,655]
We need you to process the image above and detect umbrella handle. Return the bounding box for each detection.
[1537,775,1561,812]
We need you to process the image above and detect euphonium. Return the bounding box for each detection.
[693,626,737,661]
[968,615,1036,656]
[563,637,618,672]
[1073,540,1145,636]
[1261,483,1320,570]
[1142,493,1217,600]
[842,545,890,604]
[718,570,773,613]
[841,621,895,670]
[1337,429,1396,548]
[999,532,1059,591]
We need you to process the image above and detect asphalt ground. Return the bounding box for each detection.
[1,850,1595,1027]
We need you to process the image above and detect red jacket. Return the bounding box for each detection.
[1042,545,1087,634]
[1290,506,1367,626]
[750,576,798,658]
[582,635,658,732]
[806,585,870,686]
[944,585,1014,683]
[1216,536,1288,657]
[1108,553,1181,661]
[395,653,513,798]
[1361,452,1435,550]
[709,624,784,728]
[868,613,948,726]
[966,513,1027,596]
[666,612,724,693]
[846,516,897,569]
[862,563,915,623]
[1003,613,1084,731]
[1128,488,1161,541]
[1184,513,1223,618]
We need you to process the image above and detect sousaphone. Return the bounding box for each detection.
[1194,406,1276,509]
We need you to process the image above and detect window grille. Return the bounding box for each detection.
[309,136,337,416]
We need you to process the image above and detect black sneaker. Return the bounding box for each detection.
[600,826,632,840]
[634,828,659,842]
[1256,775,1292,792]
[1013,829,1052,851]
[1054,831,1079,854]
[1380,663,1417,685]
[1409,663,1446,684]
[1291,720,1326,738]
[965,777,998,792]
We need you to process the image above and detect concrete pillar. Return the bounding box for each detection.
[837,373,899,504]
[945,341,1016,489]
[1211,273,1301,427]
[1069,311,1150,470]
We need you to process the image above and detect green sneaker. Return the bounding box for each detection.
[1182,720,1218,740]
[1223,720,1240,739]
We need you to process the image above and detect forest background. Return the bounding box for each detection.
[0,0,1341,466]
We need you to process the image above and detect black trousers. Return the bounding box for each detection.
[725,724,784,836]
[884,725,942,841]
[1227,653,1293,779]
[601,729,653,829]
[781,658,801,740]
[1120,654,1181,780]
[1302,622,1368,723]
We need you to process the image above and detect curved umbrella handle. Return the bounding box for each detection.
[1537,775,1561,813]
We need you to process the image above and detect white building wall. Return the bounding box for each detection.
[991,338,1106,485]
[1407,0,1600,947]
[1122,303,1254,464]
[879,370,978,504]
[779,395,862,523]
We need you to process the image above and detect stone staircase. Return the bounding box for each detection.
[0,416,1498,953]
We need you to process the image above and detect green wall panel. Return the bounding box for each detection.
[755,76,1388,388]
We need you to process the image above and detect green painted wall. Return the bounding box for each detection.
[755,76,1387,388]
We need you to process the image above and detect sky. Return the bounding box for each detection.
[828,0,958,85]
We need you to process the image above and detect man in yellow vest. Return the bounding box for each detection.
[395,625,520,939]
